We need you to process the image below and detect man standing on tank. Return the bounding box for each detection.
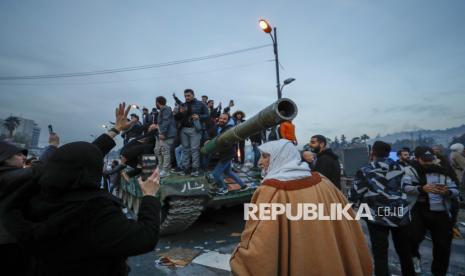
[205,113,250,195]
[174,89,209,177]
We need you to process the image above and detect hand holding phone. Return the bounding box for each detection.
[141,154,158,181]
[138,168,160,196]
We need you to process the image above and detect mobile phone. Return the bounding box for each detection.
[48,125,54,134]
[229,100,234,106]
[141,154,158,181]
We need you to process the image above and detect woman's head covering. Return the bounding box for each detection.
[38,142,104,196]
[450,143,464,153]
[258,139,311,181]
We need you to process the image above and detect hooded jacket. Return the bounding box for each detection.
[4,134,161,276]
[0,165,36,244]
[403,160,459,217]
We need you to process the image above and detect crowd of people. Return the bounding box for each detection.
[0,90,464,275]
[349,142,463,276]
[108,89,298,194]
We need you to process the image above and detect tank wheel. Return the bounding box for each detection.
[159,197,205,236]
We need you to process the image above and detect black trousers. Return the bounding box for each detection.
[410,203,453,276]
[366,222,415,276]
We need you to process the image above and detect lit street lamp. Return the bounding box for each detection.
[259,18,283,99]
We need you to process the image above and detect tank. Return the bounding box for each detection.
[118,98,298,235]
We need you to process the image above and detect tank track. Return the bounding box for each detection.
[159,197,205,235]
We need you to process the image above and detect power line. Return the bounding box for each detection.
[0,60,270,86]
[0,44,271,81]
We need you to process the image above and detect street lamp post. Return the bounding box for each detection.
[259,19,282,99]
[281,77,296,93]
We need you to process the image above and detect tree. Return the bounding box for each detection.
[351,137,362,145]
[361,134,370,144]
[3,116,20,138]
[340,134,347,147]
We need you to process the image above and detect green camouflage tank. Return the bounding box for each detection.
[118,98,298,235]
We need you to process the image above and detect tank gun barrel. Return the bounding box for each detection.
[201,98,298,154]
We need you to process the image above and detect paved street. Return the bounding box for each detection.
[128,205,465,275]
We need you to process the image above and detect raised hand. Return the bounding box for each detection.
[48,133,60,147]
[114,102,131,132]
[137,169,161,196]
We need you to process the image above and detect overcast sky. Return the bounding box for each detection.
[1,0,464,147]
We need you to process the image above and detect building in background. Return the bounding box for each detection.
[0,116,41,148]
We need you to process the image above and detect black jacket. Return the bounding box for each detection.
[0,166,36,244]
[314,148,341,189]
[13,195,160,276]
[4,134,161,276]
[174,99,209,128]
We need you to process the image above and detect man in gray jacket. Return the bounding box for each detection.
[155,96,177,177]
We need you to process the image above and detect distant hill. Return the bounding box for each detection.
[370,124,465,146]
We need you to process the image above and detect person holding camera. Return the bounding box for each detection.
[174,89,209,176]
[3,103,162,276]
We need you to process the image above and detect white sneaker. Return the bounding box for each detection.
[413,257,422,273]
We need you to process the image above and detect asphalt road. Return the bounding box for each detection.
[128,205,465,275]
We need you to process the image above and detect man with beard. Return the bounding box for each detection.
[206,113,250,195]
[403,146,459,276]
[230,139,372,276]
[174,89,209,176]
[303,135,341,189]
[396,147,411,167]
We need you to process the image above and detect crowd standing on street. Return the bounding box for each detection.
[1,89,464,275]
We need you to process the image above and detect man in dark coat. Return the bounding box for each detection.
[303,135,341,189]
[0,141,31,275]
[4,103,162,276]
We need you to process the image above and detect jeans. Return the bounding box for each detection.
[410,202,453,276]
[201,154,210,170]
[366,222,415,276]
[175,145,183,169]
[155,137,174,171]
[181,127,201,171]
[212,159,245,189]
[252,143,260,167]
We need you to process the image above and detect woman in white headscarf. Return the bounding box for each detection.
[230,139,372,276]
